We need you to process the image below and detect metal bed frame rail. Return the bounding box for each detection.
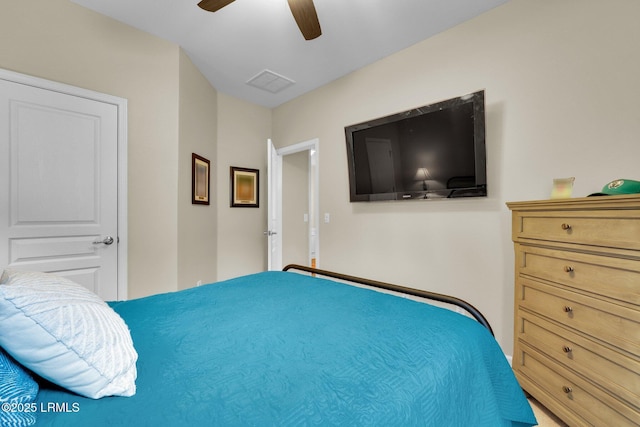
[283,264,494,336]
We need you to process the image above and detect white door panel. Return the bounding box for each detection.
[267,139,282,271]
[0,75,121,300]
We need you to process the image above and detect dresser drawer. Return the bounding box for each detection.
[517,245,640,305]
[513,211,640,251]
[517,345,640,426]
[518,279,640,356]
[518,312,640,406]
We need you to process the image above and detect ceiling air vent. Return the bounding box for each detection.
[246,69,295,94]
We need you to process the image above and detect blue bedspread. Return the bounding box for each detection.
[34,271,536,426]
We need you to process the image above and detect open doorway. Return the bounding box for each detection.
[267,139,319,271]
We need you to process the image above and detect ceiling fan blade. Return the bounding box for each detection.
[287,0,322,40]
[198,0,236,13]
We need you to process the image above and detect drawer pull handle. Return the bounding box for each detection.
[562,386,573,394]
[562,346,573,353]
[561,223,572,231]
[564,266,574,273]
[563,306,573,313]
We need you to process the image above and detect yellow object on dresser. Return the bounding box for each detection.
[507,196,640,427]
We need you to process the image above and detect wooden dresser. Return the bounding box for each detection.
[507,196,640,426]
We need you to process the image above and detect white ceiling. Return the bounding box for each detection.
[71,0,509,108]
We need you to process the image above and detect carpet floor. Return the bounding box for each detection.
[528,397,568,426]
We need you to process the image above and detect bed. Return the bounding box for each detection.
[0,265,536,426]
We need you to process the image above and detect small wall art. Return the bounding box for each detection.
[192,153,210,205]
[230,166,259,208]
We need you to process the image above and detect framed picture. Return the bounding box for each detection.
[230,167,259,208]
[192,153,210,205]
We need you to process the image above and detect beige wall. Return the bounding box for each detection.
[4,0,639,355]
[272,0,640,354]
[215,93,271,281]
[0,0,220,298]
[177,50,218,290]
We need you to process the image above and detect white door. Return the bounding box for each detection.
[266,138,319,271]
[0,71,126,300]
[266,139,282,271]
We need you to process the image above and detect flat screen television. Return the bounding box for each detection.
[345,90,487,202]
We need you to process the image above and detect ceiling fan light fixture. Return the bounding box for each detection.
[197,0,236,13]
[287,0,322,40]
[198,0,322,41]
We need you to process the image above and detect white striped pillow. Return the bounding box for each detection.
[0,270,137,399]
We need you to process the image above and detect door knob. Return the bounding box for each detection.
[92,236,114,245]
[263,230,278,236]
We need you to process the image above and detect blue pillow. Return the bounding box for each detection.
[0,348,38,427]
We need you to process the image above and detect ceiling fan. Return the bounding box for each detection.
[197,0,322,40]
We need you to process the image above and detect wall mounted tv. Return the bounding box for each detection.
[345,90,487,202]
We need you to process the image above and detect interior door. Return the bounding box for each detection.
[267,139,282,270]
[0,73,123,300]
[266,138,319,272]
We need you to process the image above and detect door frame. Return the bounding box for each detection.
[0,68,128,299]
[267,138,319,271]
